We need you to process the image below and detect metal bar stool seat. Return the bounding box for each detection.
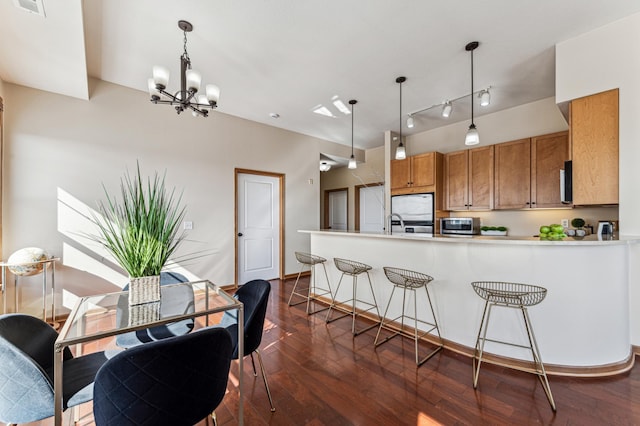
[288,252,333,315]
[471,281,556,411]
[374,267,443,366]
[325,257,381,336]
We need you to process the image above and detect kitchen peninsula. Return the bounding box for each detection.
[301,229,638,376]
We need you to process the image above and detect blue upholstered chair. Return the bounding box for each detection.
[219,279,275,412]
[0,314,111,425]
[93,326,233,426]
[115,271,195,348]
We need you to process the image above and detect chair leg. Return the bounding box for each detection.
[254,349,276,412]
[473,301,493,389]
[250,352,258,376]
[288,264,307,306]
[521,307,556,411]
[210,410,218,426]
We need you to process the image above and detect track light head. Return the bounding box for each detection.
[407,116,414,128]
[442,102,452,118]
[480,89,491,107]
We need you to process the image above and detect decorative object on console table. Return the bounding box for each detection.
[1,249,59,326]
[90,162,187,306]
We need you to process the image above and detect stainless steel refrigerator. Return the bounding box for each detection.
[390,193,434,234]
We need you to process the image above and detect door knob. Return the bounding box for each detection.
[237,233,243,237]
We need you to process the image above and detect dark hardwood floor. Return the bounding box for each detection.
[30,276,640,425]
[214,277,640,425]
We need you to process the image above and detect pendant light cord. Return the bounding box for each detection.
[399,80,403,141]
[351,103,354,156]
[470,47,474,126]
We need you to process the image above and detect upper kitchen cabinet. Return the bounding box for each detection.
[531,131,570,208]
[494,131,569,210]
[494,138,531,209]
[570,89,619,205]
[444,145,494,211]
[391,151,445,209]
[390,152,441,194]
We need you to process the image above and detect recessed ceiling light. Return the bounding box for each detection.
[332,98,351,115]
[312,105,336,118]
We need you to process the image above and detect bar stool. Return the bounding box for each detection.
[325,257,380,336]
[374,267,443,366]
[288,252,333,315]
[471,281,556,411]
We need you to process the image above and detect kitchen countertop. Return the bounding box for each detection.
[300,229,639,246]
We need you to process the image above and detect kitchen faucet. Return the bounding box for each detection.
[386,213,405,234]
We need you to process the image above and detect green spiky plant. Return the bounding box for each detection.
[91,163,186,278]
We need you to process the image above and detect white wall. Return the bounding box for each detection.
[556,11,640,347]
[3,79,340,313]
[405,97,569,155]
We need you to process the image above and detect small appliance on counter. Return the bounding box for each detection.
[390,193,434,235]
[597,220,615,237]
[440,217,481,235]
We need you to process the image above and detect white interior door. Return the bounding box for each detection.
[237,173,280,284]
[328,190,348,230]
[360,185,385,234]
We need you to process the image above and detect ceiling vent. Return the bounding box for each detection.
[13,0,46,17]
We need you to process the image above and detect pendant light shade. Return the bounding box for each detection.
[348,99,358,169]
[465,41,480,146]
[395,76,407,160]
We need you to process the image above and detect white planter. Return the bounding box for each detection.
[481,230,508,236]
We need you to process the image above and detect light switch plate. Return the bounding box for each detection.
[183,221,193,230]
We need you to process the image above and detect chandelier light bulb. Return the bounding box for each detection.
[186,70,201,92]
[152,66,169,90]
[206,84,220,103]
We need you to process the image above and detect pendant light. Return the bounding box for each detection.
[348,99,357,169]
[395,76,407,160]
[465,41,480,146]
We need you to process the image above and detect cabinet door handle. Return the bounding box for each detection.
[525,202,530,205]
[531,202,536,205]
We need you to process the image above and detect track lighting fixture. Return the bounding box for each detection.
[348,99,357,169]
[395,77,407,160]
[407,116,414,128]
[319,161,331,172]
[465,41,480,146]
[442,101,452,118]
[479,89,491,107]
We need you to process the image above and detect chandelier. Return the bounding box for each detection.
[148,20,220,117]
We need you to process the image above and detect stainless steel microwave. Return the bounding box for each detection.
[440,217,481,235]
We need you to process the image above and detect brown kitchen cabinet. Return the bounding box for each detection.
[531,131,571,208]
[390,152,439,194]
[494,131,569,210]
[444,145,494,211]
[570,88,619,205]
[494,138,531,209]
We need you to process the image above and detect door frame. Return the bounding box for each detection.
[354,182,384,231]
[234,168,285,287]
[323,187,349,229]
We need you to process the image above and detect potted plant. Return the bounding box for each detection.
[480,226,508,236]
[90,163,186,305]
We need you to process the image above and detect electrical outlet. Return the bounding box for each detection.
[183,221,193,230]
[561,219,569,228]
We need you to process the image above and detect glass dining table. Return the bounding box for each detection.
[53,279,244,425]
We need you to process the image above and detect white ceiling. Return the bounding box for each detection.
[1,0,639,150]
